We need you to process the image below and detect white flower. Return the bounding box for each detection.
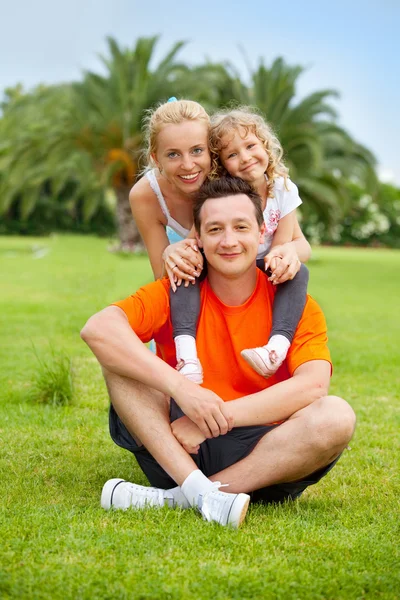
[358,195,372,209]
[374,214,390,233]
[329,224,343,242]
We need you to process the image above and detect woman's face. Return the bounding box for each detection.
[154,120,211,194]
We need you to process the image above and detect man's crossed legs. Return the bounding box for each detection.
[101,369,355,527]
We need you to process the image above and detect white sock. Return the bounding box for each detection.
[266,334,290,356]
[180,470,216,507]
[175,335,198,362]
[166,486,190,509]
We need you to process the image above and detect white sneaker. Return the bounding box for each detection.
[176,358,203,384]
[241,346,285,378]
[198,482,250,528]
[101,478,172,510]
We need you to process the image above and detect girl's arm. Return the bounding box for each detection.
[270,211,311,263]
[264,211,311,284]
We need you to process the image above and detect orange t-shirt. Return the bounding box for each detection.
[113,270,331,401]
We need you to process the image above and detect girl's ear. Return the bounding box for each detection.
[195,233,203,249]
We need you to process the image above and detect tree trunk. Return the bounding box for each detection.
[114,184,144,251]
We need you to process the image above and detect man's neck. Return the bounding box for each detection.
[207,267,258,306]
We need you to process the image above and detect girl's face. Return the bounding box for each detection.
[154,120,211,195]
[219,127,268,185]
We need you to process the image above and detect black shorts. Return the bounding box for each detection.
[109,400,340,504]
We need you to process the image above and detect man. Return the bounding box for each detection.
[81,177,355,528]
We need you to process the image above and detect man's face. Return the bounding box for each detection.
[197,194,265,278]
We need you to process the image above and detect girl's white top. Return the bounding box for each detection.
[146,169,190,243]
[257,177,302,260]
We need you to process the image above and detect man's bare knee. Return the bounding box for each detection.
[306,395,356,456]
[101,367,171,446]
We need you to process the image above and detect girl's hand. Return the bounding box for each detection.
[264,243,301,284]
[162,240,203,292]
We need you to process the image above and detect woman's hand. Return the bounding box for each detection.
[264,243,301,284]
[162,240,203,291]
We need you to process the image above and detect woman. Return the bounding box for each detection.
[130,99,210,282]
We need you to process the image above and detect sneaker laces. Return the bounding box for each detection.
[176,358,203,384]
[269,349,279,364]
[176,359,201,371]
[126,483,165,508]
[198,482,229,522]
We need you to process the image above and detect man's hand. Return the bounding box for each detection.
[171,416,206,454]
[264,243,301,284]
[173,381,234,439]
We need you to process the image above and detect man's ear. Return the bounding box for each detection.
[259,222,266,244]
[195,232,203,248]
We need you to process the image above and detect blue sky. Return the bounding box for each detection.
[2,0,399,184]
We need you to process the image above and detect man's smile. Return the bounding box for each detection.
[218,252,242,259]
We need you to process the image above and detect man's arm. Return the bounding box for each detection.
[227,360,330,426]
[171,360,330,452]
[80,306,232,438]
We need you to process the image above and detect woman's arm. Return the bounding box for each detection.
[130,180,170,279]
[130,180,203,284]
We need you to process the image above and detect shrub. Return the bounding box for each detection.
[29,347,74,406]
[302,182,400,248]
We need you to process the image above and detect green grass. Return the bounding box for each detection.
[28,346,73,406]
[1,235,399,599]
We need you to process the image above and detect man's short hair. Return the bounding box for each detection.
[193,177,264,232]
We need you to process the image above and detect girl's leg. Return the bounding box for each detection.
[242,264,309,378]
[270,263,309,342]
[170,281,202,383]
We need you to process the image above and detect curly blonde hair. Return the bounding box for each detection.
[142,99,211,170]
[209,106,289,198]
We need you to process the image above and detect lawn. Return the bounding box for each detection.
[1,235,399,599]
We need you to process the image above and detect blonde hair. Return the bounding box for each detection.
[143,99,211,170]
[209,106,289,198]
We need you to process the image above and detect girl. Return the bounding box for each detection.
[166,106,311,381]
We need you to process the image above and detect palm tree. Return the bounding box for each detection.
[219,57,378,227]
[0,42,378,242]
[0,36,193,247]
[0,84,76,221]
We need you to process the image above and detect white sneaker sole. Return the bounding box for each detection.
[241,349,275,378]
[101,478,125,510]
[227,493,250,528]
